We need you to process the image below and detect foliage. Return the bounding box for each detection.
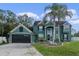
[18,14,34,27]
[0,9,17,36]
[43,3,73,44]
[3,23,16,35]
[44,3,73,21]
[0,9,34,36]
[74,32,79,37]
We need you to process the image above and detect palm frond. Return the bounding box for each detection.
[66,11,73,18]
[44,5,51,12]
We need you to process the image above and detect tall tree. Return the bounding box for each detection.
[4,10,17,35]
[44,3,72,44]
[0,9,5,36]
[18,14,34,27]
[18,14,29,26]
[6,10,16,24]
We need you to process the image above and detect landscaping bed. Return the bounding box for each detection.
[33,42,79,56]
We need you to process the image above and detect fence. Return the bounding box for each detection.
[71,37,79,41]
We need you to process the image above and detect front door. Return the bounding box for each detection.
[46,27,53,40]
[64,34,68,41]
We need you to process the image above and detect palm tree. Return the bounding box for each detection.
[44,3,73,44]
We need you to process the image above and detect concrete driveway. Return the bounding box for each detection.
[0,43,42,56]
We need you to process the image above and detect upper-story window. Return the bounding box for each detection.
[39,26,43,31]
[63,25,69,30]
[19,27,23,32]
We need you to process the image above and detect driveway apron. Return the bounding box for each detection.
[0,43,42,56]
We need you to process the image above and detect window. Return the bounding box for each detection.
[64,25,69,29]
[39,26,43,29]
[64,34,68,40]
[39,26,43,31]
[38,34,44,38]
[19,27,23,32]
[63,25,69,32]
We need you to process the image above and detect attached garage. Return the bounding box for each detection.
[12,34,31,43]
[8,23,33,43]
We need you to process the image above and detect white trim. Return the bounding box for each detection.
[10,23,32,33]
[11,32,31,34]
[45,21,49,25]
[45,25,53,28]
[9,33,12,43]
[45,28,46,40]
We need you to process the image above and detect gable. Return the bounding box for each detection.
[10,23,32,34]
[45,21,54,26]
[44,21,53,28]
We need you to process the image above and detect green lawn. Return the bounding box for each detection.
[33,42,79,56]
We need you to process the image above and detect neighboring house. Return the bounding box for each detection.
[8,21,71,43]
[71,28,77,36]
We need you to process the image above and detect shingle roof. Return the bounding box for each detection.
[34,21,41,25]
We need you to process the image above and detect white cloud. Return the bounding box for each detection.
[66,9,79,23]
[17,9,79,31]
[70,9,78,20]
[17,12,40,20]
[40,9,79,31]
[40,10,51,19]
[69,19,79,25]
[68,9,77,15]
[66,9,79,31]
[66,9,78,20]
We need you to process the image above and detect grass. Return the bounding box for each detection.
[33,41,79,56]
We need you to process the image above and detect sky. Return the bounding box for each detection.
[0,3,79,32]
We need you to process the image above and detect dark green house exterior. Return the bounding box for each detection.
[33,21,71,43]
[8,23,33,43]
[8,21,71,43]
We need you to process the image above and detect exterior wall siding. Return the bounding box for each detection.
[33,21,71,43]
[9,25,34,43]
[12,27,31,34]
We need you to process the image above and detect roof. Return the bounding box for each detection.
[45,21,53,25]
[9,23,33,33]
[63,21,71,26]
[33,20,71,28]
[38,21,44,26]
[33,21,41,25]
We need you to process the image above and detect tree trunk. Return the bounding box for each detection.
[58,18,61,43]
[53,19,56,44]
[58,23,61,43]
[1,22,4,42]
